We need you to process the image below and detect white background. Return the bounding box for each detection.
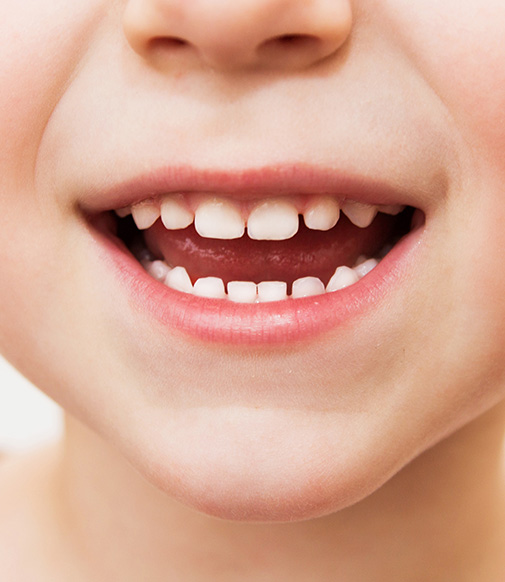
[0,355,63,453]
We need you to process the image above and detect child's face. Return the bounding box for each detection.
[1,0,505,520]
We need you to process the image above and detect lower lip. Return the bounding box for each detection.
[94,225,423,345]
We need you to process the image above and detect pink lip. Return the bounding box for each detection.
[81,163,422,213]
[93,223,423,345]
[83,164,425,345]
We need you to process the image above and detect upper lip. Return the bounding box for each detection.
[79,163,426,215]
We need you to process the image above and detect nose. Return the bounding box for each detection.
[123,0,353,72]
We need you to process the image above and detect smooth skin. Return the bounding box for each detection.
[2,0,505,580]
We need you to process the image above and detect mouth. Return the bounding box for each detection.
[84,166,425,343]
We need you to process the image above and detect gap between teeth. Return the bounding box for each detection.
[123,194,405,240]
[142,254,381,303]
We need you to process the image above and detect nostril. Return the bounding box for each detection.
[262,33,319,51]
[257,34,326,67]
[148,36,189,51]
[277,34,316,45]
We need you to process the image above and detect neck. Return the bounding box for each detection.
[48,403,505,582]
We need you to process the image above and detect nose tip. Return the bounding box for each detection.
[123,0,353,72]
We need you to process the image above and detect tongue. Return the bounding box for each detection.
[144,214,397,287]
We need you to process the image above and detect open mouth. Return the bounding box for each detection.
[96,192,418,303]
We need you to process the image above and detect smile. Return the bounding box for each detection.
[85,165,425,343]
[118,193,408,301]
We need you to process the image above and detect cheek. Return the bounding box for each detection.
[0,204,63,373]
[386,0,505,161]
[470,189,505,341]
[0,1,105,173]
[0,1,106,367]
[387,0,505,415]
[389,0,505,361]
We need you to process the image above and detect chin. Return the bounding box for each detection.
[121,405,403,523]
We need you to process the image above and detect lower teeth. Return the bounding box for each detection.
[136,247,385,303]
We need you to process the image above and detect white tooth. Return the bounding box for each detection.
[227,281,258,303]
[147,260,171,282]
[247,199,299,240]
[326,266,359,292]
[303,197,340,231]
[341,201,378,228]
[165,266,193,293]
[161,196,194,230]
[193,277,226,299]
[194,198,245,239]
[131,201,160,230]
[380,204,405,216]
[291,276,325,298]
[115,206,131,218]
[353,258,379,278]
[257,281,288,302]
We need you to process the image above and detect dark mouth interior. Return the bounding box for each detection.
[107,205,417,289]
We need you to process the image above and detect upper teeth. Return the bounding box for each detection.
[303,196,340,230]
[160,196,194,230]
[340,201,377,228]
[194,198,245,239]
[247,199,299,240]
[119,194,405,241]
